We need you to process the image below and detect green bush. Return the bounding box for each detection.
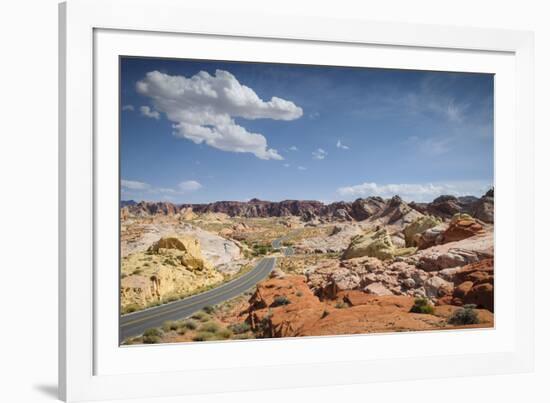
[191,311,210,322]
[229,322,251,334]
[122,303,140,314]
[449,304,480,325]
[202,305,216,314]
[180,319,198,330]
[142,328,163,344]
[271,295,291,307]
[215,329,233,340]
[199,321,221,333]
[192,332,215,342]
[162,320,179,332]
[410,297,435,314]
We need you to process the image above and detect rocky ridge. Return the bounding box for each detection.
[121,188,494,223]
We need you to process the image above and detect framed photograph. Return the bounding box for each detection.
[59,0,534,401]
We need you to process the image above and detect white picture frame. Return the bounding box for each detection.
[59,0,534,401]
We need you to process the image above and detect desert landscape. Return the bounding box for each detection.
[120,189,494,344]
[119,57,494,345]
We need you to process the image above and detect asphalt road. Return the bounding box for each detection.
[119,256,276,342]
[271,236,295,256]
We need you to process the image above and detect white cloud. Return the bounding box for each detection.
[337,181,492,202]
[283,163,291,168]
[178,180,202,192]
[136,70,303,160]
[289,146,298,151]
[121,179,150,190]
[122,104,134,112]
[140,105,160,119]
[336,140,350,150]
[298,166,307,170]
[312,148,328,160]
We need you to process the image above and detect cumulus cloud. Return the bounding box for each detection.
[337,181,492,202]
[312,148,328,160]
[289,146,298,151]
[298,166,307,170]
[178,180,202,192]
[283,163,291,168]
[136,70,302,160]
[122,104,135,112]
[140,105,160,119]
[336,140,349,150]
[121,179,150,190]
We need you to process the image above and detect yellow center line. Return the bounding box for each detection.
[121,258,274,328]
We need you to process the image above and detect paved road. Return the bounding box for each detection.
[119,257,276,342]
[271,236,295,256]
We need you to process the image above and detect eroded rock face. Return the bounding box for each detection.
[120,236,223,312]
[438,258,494,311]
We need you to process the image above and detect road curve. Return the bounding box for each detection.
[120,257,276,342]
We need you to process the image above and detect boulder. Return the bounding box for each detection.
[342,228,416,261]
[440,213,484,243]
[403,216,442,247]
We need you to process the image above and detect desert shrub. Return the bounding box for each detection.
[180,319,198,330]
[199,321,221,333]
[448,304,479,325]
[132,268,143,275]
[255,310,273,338]
[234,333,253,340]
[122,304,140,314]
[295,291,304,297]
[142,328,163,344]
[176,327,187,335]
[215,329,233,340]
[321,309,330,319]
[192,332,215,342]
[162,320,180,332]
[202,305,215,314]
[410,297,435,314]
[271,295,291,307]
[162,294,180,304]
[229,322,251,334]
[191,311,210,322]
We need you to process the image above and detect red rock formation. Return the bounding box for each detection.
[440,215,485,243]
[247,276,493,338]
[437,258,494,312]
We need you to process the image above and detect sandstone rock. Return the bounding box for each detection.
[424,276,453,299]
[408,231,493,272]
[179,207,197,221]
[403,216,442,247]
[247,277,493,338]
[120,235,224,312]
[148,236,211,270]
[342,228,416,261]
[440,213,484,243]
[448,258,494,311]
[364,282,393,296]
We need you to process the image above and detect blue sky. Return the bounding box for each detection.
[120,57,494,203]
